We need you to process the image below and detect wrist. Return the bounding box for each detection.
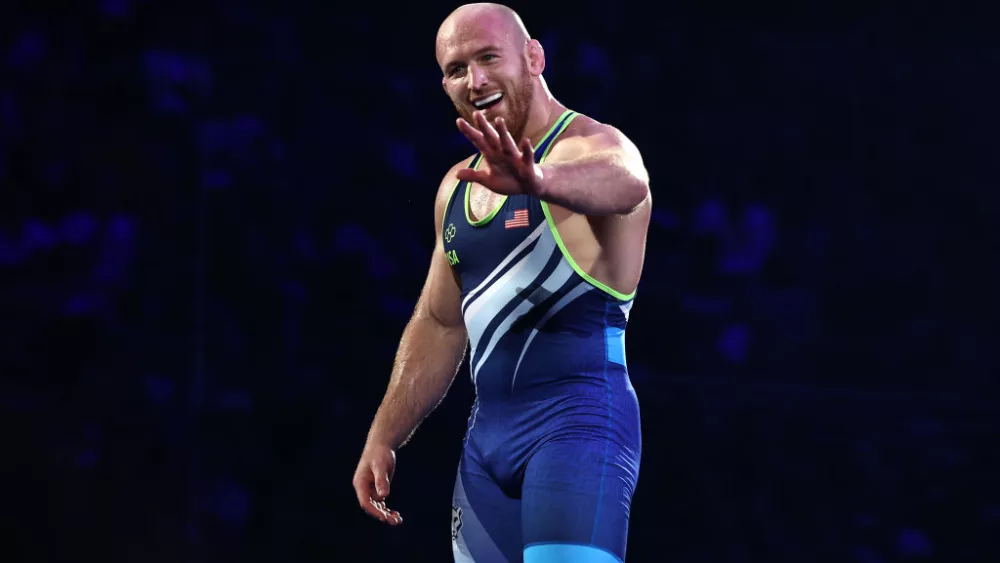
[365,439,398,457]
[365,425,400,452]
[529,165,549,199]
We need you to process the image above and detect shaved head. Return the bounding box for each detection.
[436,3,531,66]
[436,3,550,142]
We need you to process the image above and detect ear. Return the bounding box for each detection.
[526,39,545,76]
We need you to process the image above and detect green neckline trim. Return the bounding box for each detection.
[538,110,576,164]
[464,109,577,227]
[464,155,506,226]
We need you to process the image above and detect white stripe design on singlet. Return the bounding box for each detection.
[509,283,595,390]
[471,258,576,383]
[461,222,546,313]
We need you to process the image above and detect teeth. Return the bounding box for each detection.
[474,92,503,108]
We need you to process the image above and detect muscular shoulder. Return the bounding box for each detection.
[433,154,478,233]
[544,114,643,164]
[438,155,477,195]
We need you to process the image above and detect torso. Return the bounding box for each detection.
[441,110,641,447]
[440,109,646,479]
[441,107,644,392]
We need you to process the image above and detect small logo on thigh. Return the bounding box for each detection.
[451,505,464,540]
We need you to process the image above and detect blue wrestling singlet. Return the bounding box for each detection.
[440,110,642,563]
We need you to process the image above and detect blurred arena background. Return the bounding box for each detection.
[1,1,997,562]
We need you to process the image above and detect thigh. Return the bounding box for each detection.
[452,449,523,563]
[521,439,640,563]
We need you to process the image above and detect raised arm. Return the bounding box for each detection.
[455,111,650,216]
[533,124,650,216]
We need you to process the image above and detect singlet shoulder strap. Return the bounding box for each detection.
[535,110,578,163]
[441,153,484,238]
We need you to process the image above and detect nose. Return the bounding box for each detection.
[467,63,488,91]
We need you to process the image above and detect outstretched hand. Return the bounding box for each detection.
[456,111,544,197]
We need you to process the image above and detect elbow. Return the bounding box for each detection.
[619,177,649,214]
[618,153,650,213]
[634,178,651,207]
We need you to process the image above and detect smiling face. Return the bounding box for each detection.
[436,5,541,142]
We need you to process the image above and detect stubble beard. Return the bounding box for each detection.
[453,65,535,145]
[505,65,534,144]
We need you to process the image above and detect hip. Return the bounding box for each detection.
[464,379,642,463]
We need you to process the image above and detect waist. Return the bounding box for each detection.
[473,360,633,405]
[466,378,641,455]
[469,318,627,379]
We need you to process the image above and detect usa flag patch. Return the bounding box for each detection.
[504,208,529,229]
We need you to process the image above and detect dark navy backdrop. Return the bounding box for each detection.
[2,1,996,562]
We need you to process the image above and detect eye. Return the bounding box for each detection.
[448,65,466,77]
[482,54,497,62]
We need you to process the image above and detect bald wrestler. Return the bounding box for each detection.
[352,4,651,562]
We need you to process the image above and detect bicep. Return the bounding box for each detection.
[415,237,464,328]
[412,165,467,329]
[589,128,648,182]
[547,126,648,179]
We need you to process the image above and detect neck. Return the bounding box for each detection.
[522,78,566,147]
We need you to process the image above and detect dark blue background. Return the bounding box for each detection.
[2,1,997,562]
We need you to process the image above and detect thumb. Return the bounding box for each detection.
[455,168,484,184]
[372,462,391,499]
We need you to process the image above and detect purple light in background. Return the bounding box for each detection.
[107,214,137,243]
[692,198,727,235]
[61,213,98,247]
[202,169,232,190]
[387,140,418,179]
[217,389,253,412]
[210,479,250,530]
[145,374,175,405]
[8,32,46,69]
[896,528,933,558]
[718,323,749,364]
[23,219,58,252]
[99,0,130,19]
[577,42,611,79]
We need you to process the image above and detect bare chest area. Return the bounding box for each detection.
[467,184,505,223]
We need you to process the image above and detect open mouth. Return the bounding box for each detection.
[472,92,503,111]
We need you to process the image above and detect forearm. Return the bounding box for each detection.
[536,152,649,216]
[366,315,468,450]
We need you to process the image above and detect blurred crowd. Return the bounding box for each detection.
[2,2,996,562]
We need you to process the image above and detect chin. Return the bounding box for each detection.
[461,100,522,136]
[481,101,506,120]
